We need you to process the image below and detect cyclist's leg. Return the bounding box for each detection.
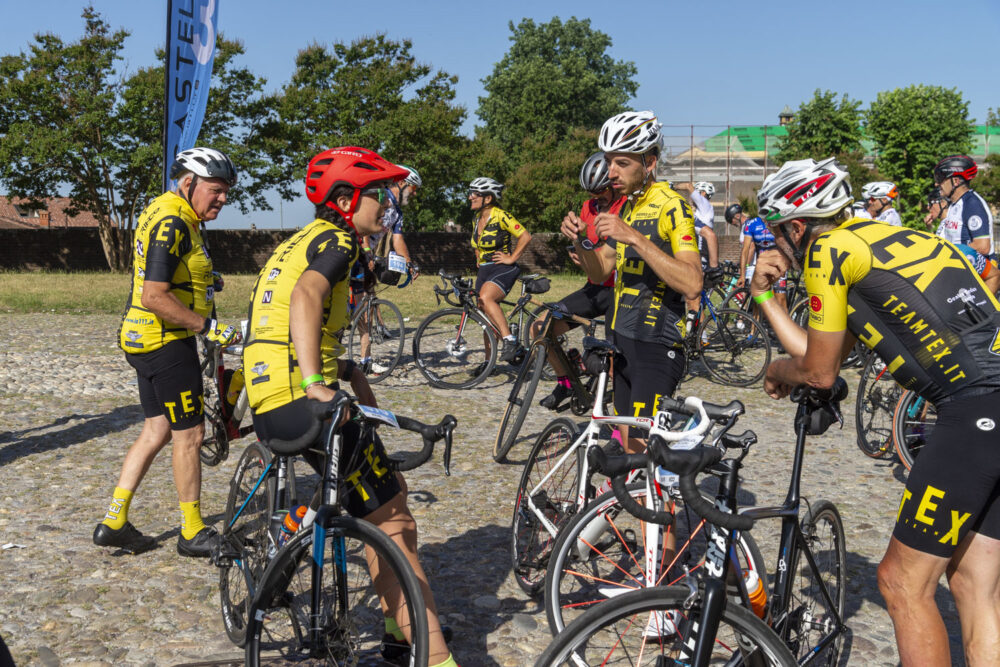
[946,531,1000,665]
[612,333,684,455]
[340,422,451,665]
[877,539,950,665]
[478,280,512,338]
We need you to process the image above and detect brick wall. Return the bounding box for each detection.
[0,228,745,273]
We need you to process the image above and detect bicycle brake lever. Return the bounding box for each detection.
[442,428,453,476]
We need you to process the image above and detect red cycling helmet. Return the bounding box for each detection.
[305,147,408,224]
[933,155,978,184]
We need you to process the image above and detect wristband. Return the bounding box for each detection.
[300,374,324,392]
[753,290,775,304]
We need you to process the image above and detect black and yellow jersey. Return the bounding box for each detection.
[805,218,1000,403]
[471,207,527,265]
[243,219,359,414]
[610,182,700,347]
[118,191,213,354]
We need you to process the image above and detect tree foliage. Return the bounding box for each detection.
[0,7,277,270]
[273,35,468,230]
[775,90,864,162]
[866,85,972,227]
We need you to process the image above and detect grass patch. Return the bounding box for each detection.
[0,270,590,322]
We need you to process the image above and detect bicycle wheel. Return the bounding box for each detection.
[199,342,230,466]
[536,586,796,666]
[412,307,497,389]
[220,442,277,646]
[854,353,900,459]
[347,298,405,384]
[698,308,771,387]
[892,390,935,471]
[544,481,767,637]
[245,516,429,666]
[512,417,583,596]
[494,343,547,463]
[783,500,846,666]
[721,285,750,312]
[789,297,810,327]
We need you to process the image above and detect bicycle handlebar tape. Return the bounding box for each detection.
[388,415,458,472]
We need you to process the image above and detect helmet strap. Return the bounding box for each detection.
[326,189,360,229]
[182,174,199,208]
[777,221,813,267]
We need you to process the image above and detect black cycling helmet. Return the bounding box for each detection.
[933,155,977,184]
[579,152,611,193]
[724,203,743,224]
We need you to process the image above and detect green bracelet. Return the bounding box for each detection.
[300,374,324,392]
[753,290,775,304]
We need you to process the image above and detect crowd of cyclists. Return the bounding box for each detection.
[90,104,1000,665]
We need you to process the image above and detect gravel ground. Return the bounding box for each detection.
[0,313,967,666]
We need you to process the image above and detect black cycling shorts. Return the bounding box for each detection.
[252,395,402,519]
[893,390,1000,557]
[125,337,204,431]
[475,263,522,296]
[612,331,685,418]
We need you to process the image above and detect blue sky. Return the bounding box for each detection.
[3,0,999,228]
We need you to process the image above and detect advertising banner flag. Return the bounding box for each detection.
[162,0,219,191]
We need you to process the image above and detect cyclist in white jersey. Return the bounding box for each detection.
[933,154,995,258]
[861,181,902,226]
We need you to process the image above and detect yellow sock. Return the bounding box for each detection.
[179,500,206,540]
[430,654,457,667]
[384,617,405,641]
[102,486,134,530]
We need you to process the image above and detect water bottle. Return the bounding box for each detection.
[278,505,308,547]
[743,569,767,618]
[225,367,245,409]
[567,348,585,374]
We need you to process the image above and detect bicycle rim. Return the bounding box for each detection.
[412,308,495,389]
[537,586,796,666]
[245,516,428,666]
[699,308,770,387]
[854,354,900,459]
[348,299,406,385]
[892,390,935,471]
[545,482,766,636]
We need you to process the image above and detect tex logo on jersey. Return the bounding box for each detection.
[989,329,1000,356]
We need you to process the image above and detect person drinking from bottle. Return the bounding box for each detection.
[95,147,240,558]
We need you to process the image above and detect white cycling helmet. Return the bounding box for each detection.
[694,181,716,198]
[598,111,662,155]
[757,157,853,224]
[469,177,503,200]
[861,181,898,201]
[170,147,238,186]
[398,164,422,188]
[579,152,611,193]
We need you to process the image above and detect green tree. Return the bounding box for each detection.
[273,35,468,230]
[478,17,637,156]
[976,153,1000,209]
[0,7,279,270]
[775,90,864,162]
[866,85,972,227]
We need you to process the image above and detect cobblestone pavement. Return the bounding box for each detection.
[0,314,967,666]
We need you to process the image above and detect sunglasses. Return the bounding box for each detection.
[360,185,387,203]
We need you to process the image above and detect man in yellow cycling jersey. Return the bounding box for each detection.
[95,147,241,557]
[244,147,456,667]
[750,157,1000,666]
[562,111,702,453]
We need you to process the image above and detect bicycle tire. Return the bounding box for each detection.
[544,481,767,636]
[783,500,847,666]
[245,515,429,666]
[512,417,582,596]
[789,296,810,328]
[892,390,935,471]
[347,297,406,384]
[199,341,230,466]
[494,343,547,462]
[220,441,278,646]
[412,307,497,389]
[721,285,751,312]
[698,308,771,387]
[854,353,900,459]
[535,585,797,666]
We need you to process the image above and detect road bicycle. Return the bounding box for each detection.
[537,379,849,667]
[198,329,254,466]
[242,392,457,665]
[683,283,771,388]
[891,390,935,471]
[542,393,767,638]
[492,299,608,463]
[412,269,550,389]
[854,351,901,459]
[511,338,758,597]
[344,285,406,384]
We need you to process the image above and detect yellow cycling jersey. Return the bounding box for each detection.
[118,191,213,354]
[243,218,358,414]
[471,207,527,265]
[805,218,1000,403]
[610,182,700,346]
